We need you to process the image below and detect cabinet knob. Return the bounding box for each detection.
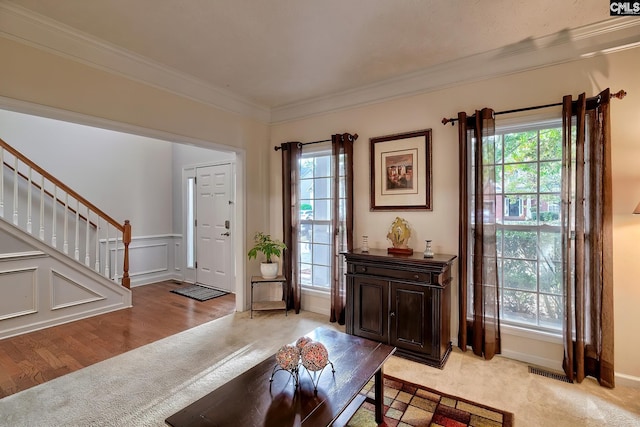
[389,311,396,317]
[413,274,420,280]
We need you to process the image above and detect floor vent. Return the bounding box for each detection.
[528,366,573,383]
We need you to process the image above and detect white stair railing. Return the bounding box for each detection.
[0,138,131,288]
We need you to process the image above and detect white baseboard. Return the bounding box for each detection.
[129,271,181,287]
[499,348,563,372]
[300,289,330,316]
[615,372,640,388]
[451,337,640,388]
[450,335,562,371]
[0,303,130,340]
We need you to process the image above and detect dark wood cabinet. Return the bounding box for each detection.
[352,276,388,342]
[344,249,456,368]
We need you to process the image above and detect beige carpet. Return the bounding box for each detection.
[1,310,639,426]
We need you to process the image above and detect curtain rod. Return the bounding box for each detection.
[274,138,331,151]
[273,133,358,151]
[441,89,627,126]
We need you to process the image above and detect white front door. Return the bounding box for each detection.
[196,164,234,292]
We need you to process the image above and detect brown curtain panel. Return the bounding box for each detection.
[561,89,615,387]
[330,133,356,324]
[458,108,501,359]
[280,141,302,313]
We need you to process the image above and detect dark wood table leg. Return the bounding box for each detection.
[374,365,384,423]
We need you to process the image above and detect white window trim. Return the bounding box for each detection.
[299,146,334,292]
[501,323,563,344]
[481,117,565,334]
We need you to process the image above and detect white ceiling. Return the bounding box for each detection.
[2,1,639,122]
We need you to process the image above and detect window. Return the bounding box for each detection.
[298,148,335,291]
[186,176,196,269]
[484,121,565,332]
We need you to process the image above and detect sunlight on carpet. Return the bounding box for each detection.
[347,376,514,427]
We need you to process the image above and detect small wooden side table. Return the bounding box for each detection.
[250,275,288,318]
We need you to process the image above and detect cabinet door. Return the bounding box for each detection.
[390,282,434,356]
[352,277,388,342]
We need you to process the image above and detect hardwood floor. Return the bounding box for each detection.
[0,281,236,399]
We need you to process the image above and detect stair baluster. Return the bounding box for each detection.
[74,198,80,261]
[13,156,18,225]
[27,166,32,233]
[63,193,68,254]
[104,224,110,279]
[0,146,4,218]
[113,222,119,283]
[85,206,90,267]
[39,174,45,240]
[0,137,130,289]
[95,217,100,273]
[51,184,57,248]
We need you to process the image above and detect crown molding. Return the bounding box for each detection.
[271,17,640,124]
[0,3,271,123]
[1,2,639,125]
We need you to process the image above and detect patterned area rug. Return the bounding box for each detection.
[170,284,228,301]
[347,376,514,427]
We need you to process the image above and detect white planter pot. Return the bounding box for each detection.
[260,262,279,279]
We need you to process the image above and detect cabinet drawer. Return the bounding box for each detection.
[352,263,431,283]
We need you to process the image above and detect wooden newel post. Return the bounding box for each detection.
[122,220,131,289]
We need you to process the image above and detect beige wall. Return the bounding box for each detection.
[0,36,271,311]
[1,33,638,383]
[271,47,640,382]
[0,109,174,237]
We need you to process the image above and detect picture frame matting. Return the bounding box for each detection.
[369,128,432,211]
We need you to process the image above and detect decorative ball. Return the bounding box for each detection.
[295,336,313,352]
[301,341,329,372]
[275,344,299,371]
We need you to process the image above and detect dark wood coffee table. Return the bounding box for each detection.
[165,326,396,426]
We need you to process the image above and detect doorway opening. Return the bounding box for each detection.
[0,103,247,313]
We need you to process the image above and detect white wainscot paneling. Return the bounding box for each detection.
[0,227,131,340]
[116,235,181,287]
[0,267,37,320]
[174,241,181,272]
[128,243,168,276]
[50,269,104,310]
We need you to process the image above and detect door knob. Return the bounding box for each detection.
[221,232,230,236]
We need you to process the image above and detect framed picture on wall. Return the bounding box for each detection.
[370,129,432,211]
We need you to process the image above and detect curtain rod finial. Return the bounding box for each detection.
[442,117,455,126]
[612,89,627,100]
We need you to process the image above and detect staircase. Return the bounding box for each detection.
[0,137,132,340]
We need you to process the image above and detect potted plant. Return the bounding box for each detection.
[247,231,287,279]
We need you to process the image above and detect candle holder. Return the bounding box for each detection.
[361,235,369,252]
[423,240,434,258]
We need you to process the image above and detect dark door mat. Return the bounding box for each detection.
[170,284,228,301]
